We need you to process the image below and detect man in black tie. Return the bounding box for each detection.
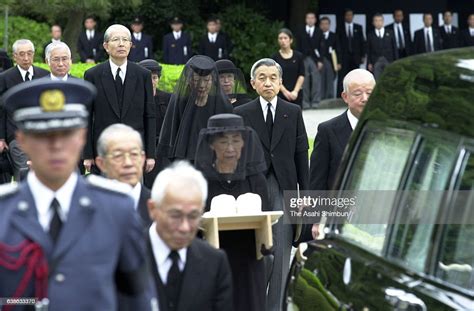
[414,13,442,54]
[77,15,105,63]
[198,16,232,61]
[440,10,460,50]
[367,13,397,80]
[460,13,474,47]
[234,58,309,311]
[162,17,193,65]
[319,17,340,99]
[387,9,412,58]
[129,17,154,62]
[147,161,233,311]
[0,39,49,182]
[337,8,366,95]
[83,24,156,175]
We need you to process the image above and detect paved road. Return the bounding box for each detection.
[302,107,346,139]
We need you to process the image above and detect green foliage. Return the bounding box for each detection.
[293,269,338,311]
[0,16,50,62]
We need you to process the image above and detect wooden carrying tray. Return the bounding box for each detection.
[200,211,283,260]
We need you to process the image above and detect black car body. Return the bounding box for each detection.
[285,47,474,310]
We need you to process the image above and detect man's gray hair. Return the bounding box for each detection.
[45,41,71,63]
[250,58,283,80]
[342,69,376,93]
[12,39,35,54]
[97,123,143,157]
[104,24,132,42]
[151,161,208,206]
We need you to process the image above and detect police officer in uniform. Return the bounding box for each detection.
[0,79,157,311]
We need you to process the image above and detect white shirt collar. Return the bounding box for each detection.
[424,26,432,32]
[323,31,330,38]
[259,96,278,122]
[306,25,315,31]
[149,222,187,284]
[208,32,218,41]
[134,32,142,40]
[346,109,358,130]
[50,73,68,81]
[17,65,34,80]
[27,171,78,232]
[345,22,353,27]
[173,31,181,38]
[109,59,127,82]
[51,39,61,43]
[130,183,142,211]
[376,27,385,36]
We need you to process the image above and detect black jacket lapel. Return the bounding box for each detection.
[271,99,289,150]
[101,64,120,117]
[248,99,271,150]
[177,241,204,311]
[121,64,137,117]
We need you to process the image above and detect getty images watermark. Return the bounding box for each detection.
[283,190,474,224]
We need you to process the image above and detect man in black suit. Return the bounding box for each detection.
[77,15,105,63]
[95,124,152,228]
[367,13,398,80]
[440,10,460,50]
[319,17,339,100]
[147,161,233,311]
[413,13,442,54]
[162,17,192,65]
[460,14,474,47]
[199,16,232,61]
[44,42,74,81]
[386,9,412,58]
[83,24,156,175]
[337,8,366,95]
[234,58,309,311]
[129,17,154,62]
[0,39,49,182]
[310,68,375,191]
[296,11,323,109]
[42,24,62,61]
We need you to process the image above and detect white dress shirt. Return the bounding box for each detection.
[376,27,385,38]
[323,31,329,40]
[208,32,217,43]
[27,172,78,232]
[86,29,95,40]
[149,223,187,284]
[306,25,315,37]
[394,23,405,48]
[109,60,127,83]
[345,22,353,37]
[424,27,434,51]
[470,27,474,36]
[17,65,34,81]
[346,109,358,130]
[173,31,182,40]
[134,32,142,41]
[259,96,277,122]
[130,183,142,211]
[444,24,451,34]
[50,74,68,81]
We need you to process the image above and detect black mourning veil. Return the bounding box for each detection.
[158,55,233,161]
[195,113,267,181]
[215,59,250,107]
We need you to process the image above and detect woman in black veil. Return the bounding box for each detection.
[158,55,232,163]
[195,113,269,311]
[215,59,251,108]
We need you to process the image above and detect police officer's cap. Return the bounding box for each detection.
[2,79,96,133]
[132,17,143,25]
[139,59,162,76]
[170,17,183,25]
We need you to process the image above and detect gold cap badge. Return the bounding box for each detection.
[40,89,65,112]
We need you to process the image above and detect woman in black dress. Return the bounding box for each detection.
[195,113,269,311]
[158,55,233,163]
[271,28,305,107]
[215,59,251,108]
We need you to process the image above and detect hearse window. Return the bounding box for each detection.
[388,136,459,273]
[435,150,474,291]
[340,127,416,255]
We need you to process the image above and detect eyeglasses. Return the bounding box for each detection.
[105,149,144,163]
[108,37,131,44]
[165,210,201,227]
[50,56,70,64]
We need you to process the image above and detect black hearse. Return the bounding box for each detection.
[285,47,474,310]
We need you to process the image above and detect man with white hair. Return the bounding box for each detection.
[83,24,156,175]
[310,68,376,191]
[44,41,73,80]
[147,161,233,311]
[0,39,49,182]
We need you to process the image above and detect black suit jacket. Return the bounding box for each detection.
[129,33,154,62]
[138,186,152,228]
[234,98,309,191]
[147,236,233,311]
[440,25,460,49]
[198,33,231,61]
[386,22,412,57]
[460,29,474,47]
[0,66,49,142]
[83,61,155,159]
[162,32,193,65]
[77,30,105,62]
[367,28,398,65]
[337,23,366,65]
[309,111,352,190]
[296,27,323,63]
[413,28,442,54]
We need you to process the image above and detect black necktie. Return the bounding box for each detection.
[49,198,63,244]
[266,103,273,140]
[115,67,123,111]
[166,251,182,310]
[426,31,432,52]
[24,71,30,82]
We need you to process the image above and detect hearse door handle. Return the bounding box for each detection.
[385,287,427,311]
